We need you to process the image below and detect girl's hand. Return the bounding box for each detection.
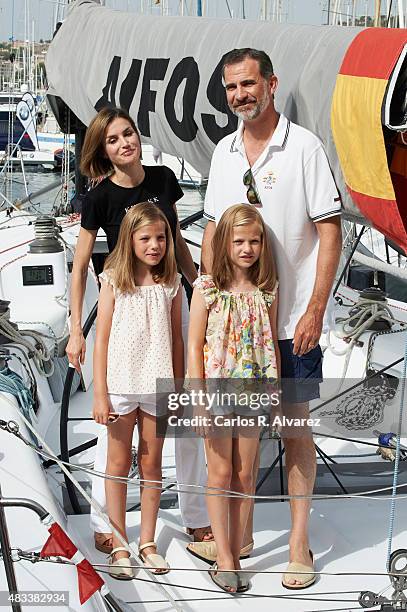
[192,404,212,438]
[93,396,111,425]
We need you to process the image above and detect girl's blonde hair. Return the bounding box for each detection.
[104,202,177,292]
[80,107,141,178]
[212,204,277,291]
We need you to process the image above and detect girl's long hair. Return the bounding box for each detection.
[212,204,277,291]
[80,107,141,178]
[104,202,177,292]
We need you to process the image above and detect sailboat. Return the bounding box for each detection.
[0,89,56,168]
[0,0,407,609]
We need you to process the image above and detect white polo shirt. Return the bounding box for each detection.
[204,114,341,340]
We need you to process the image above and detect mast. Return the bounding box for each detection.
[374,0,382,26]
[262,0,268,20]
[352,0,356,25]
[397,0,405,27]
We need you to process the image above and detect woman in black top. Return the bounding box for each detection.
[67,106,197,370]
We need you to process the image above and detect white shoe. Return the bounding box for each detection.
[108,547,135,580]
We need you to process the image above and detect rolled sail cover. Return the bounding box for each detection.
[331,28,407,252]
[46,0,407,250]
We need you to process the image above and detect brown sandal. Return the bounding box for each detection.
[186,526,214,542]
[94,532,113,554]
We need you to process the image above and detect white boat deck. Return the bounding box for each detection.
[68,497,404,611]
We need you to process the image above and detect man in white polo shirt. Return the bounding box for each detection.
[191,48,342,588]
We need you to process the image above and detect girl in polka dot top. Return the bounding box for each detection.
[92,202,183,579]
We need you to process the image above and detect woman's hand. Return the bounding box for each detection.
[93,394,111,425]
[173,205,198,286]
[66,330,86,373]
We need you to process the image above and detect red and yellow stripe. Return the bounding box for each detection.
[331,28,407,252]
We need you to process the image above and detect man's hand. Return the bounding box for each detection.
[292,306,323,356]
[66,331,86,373]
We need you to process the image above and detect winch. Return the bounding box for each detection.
[0,215,69,355]
[359,549,407,610]
[348,287,392,332]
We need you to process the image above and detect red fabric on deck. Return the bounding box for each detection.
[77,559,105,605]
[40,522,77,559]
[40,523,105,605]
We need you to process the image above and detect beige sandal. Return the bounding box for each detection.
[186,539,254,565]
[138,541,170,574]
[282,550,315,590]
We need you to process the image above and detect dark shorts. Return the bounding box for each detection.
[279,339,323,404]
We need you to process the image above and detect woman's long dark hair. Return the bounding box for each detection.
[80,107,141,178]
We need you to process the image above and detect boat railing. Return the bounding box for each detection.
[59,302,97,514]
[0,483,50,612]
[180,208,205,228]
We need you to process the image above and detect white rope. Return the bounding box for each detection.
[328,296,395,357]
[0,308,54,376]
[325,294,397,396]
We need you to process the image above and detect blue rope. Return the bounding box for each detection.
[0,365,34,424]
[386,331,407,569]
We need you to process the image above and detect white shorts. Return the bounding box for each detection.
[108,393,167,418]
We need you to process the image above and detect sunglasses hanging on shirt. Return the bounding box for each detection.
[243,168,262,208]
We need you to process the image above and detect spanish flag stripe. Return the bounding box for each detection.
[331,74,394,200]
[347,186,407,251]
[339,28,407,79]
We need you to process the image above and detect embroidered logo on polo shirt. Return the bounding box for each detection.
[261,170,277,189]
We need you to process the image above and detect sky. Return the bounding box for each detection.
[0,0,380,43]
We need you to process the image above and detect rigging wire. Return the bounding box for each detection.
[31,560,364,601]
[12,549,398,606]
[90,560,407,578]
[1,405,407,502]
[385,330,407,567]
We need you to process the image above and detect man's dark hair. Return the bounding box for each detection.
[222,48,274,80]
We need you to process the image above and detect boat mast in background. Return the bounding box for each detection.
[324,0,406,26]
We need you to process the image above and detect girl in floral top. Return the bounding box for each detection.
[188,204,280,594]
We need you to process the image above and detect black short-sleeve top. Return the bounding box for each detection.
[80,165,183,253]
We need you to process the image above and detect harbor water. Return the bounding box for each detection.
[1,169,205,220]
